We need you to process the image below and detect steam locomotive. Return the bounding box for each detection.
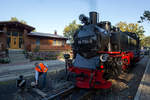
[65,12,140,89]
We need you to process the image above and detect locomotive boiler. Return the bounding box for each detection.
[65,12,140,89]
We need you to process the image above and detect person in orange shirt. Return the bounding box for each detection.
[34,62,48,88]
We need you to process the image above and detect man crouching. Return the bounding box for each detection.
[34,62,48,89]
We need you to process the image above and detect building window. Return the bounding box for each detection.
[58,41,62,46]
[53,40,56,46]
[53,40,62,46]
[62,41,65,46]
[36,38,40,45]
[12,32,18,36]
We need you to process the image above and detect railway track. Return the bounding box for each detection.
[43,85,75,100]
[15,82,104,100]
[14,56,148,100]
[31,83,111,100]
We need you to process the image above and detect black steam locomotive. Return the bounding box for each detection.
[65,12,140,89]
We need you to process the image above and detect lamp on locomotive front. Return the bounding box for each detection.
[79,14,89,25]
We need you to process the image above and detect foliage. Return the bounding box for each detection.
[35,56,44,60]
[139,10,150,23]
[0,58,10,64]
[10,17,27,24]
[141,36,150,47]
[116,21,145,40]
[138,10,150,47]
[10,17,18,21]
[22,50,27,54]
[33,46,40,52]
[63,20,80,43]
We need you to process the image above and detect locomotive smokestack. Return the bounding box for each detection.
[89,12,98,24]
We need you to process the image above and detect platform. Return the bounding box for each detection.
[134,57,150,100]
[0,60,65,82]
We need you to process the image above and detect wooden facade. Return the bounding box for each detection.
[0,21,70,52]
[26,32,70,51]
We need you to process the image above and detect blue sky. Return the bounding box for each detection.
[0,0,150,36]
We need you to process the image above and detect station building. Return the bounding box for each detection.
[0,21,70,52]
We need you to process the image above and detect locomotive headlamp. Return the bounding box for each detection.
[79,14,89,24]
[100,54,109,62]
[79,14,85,21]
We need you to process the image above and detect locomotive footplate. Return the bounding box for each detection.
[68,66,112,89]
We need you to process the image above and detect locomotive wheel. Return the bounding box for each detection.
[105,57,122,79]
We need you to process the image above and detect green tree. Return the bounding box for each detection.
[10,17,27,24]
[116,21,145,40]
[10,17,19,21]
[141,36,150,47]
[63,20,80,43]
[138,10,150,47]
[139,10,150,23]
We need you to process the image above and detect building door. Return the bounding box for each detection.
[11,36,19,49]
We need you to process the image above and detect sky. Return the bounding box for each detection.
[0,0,150,36]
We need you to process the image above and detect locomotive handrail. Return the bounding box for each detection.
[98,51,121,54]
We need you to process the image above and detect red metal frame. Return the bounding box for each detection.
[68,51,140,89]
[98,51,138,70]
[68,66,112,89]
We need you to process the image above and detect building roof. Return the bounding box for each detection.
[0,21,35,31]
[28,32,68,39]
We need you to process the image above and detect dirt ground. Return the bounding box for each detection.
[0,56,148,100]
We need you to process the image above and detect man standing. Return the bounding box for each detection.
[34,62,48,88]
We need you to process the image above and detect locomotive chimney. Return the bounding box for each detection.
[89,12,98,24]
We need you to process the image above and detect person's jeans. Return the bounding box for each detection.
[39,72,47,88]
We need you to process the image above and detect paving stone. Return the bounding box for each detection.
[0,60,65,82]
[134,58,150,100]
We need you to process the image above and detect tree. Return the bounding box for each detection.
[10,17,27,24]
[116,21,145,40]
[141,36,150,47]
[139,10,150,23]
[63,20,80,43]
[10,17,19,21]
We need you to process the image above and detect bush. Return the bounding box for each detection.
[0,58,10,64]
[35,56,44,60]
[33,46,40,52]
[22,50,27,54]
[51,57,57,60]
[29,51,66,61]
